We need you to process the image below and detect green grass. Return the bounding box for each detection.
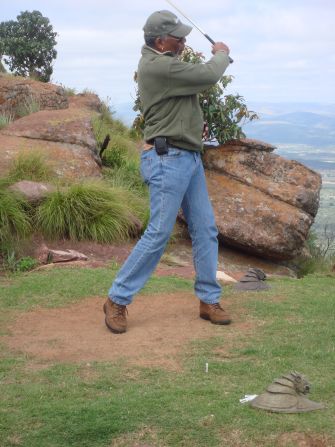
[36,181,147,243]
[0,113,13,130]
[0,266,192,311]
[15,94,40,117]
[103,163,148,197]
[0,269,334,446]
[0,188,32,251]
[92,109,149,222]
[8,151,54,183]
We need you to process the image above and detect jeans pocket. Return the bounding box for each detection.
[140,156,152,183]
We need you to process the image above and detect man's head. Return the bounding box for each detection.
[143,10,192,55]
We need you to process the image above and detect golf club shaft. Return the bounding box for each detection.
[165,0,233,63]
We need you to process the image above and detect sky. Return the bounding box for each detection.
[1,0,335,115]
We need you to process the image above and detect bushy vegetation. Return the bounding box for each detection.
[0,106,149,269]
[36,181,147,243]
[92,103,149,198]
[290,230,335,277]
[101,134,138,168]
[0,188,32,257]
[0,10,57,82]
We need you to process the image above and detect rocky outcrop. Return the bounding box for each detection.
[8,180,56,203]
[0,74,68,116]
[202,139,322,260]
[0,83,102,180]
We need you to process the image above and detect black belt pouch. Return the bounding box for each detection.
[154,137,168,155]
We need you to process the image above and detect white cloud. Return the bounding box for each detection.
[2,0,335,106]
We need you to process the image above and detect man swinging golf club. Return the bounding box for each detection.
[104,10,232,334]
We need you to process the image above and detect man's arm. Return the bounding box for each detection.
[167,42,230,96]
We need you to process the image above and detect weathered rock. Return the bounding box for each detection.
[35,243,88,264]
[2,94,100,151]
[8,180,56,203]
[212,138,276,152]
[202,140,321,260]
[0,135,101,180]
[205,170,314,260]
[216,271,237,284]
[0,74,68,116]
[0,93,102,180]
[203,141,321,217]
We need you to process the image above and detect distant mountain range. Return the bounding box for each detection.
[113,101,335,148]
[243,108,335,147]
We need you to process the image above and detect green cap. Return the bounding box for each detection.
[143,10,192,38]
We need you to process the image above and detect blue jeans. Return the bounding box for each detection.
[108,146,222,305]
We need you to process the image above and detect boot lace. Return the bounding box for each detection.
[112,304,128,317]
[211,303,223,310]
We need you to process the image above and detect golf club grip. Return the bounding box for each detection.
[204,34,234,64]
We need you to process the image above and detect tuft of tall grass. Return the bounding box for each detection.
[103,161,148,197]
[101,134,139,169]
[290,230,335,277]
[0,61,7,73]
[59,84,77,96]
[0,112,14,130]
[36,181,147,242]
[0,188,32,252]
[15,94,40,117]
[8,152,54,183]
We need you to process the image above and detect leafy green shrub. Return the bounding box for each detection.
[0,112,13,129]
[8,151,53,182]
[14,256,38,272]
[0,188,32,252]
[3,256,38,272]
[36,181,147,242]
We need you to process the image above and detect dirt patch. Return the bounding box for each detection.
[109,426,163,447]
[25,235,295,278]
[276,432,335,447]
[3,293,246,370]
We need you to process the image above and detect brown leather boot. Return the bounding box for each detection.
[199,301,232,325]
[103,299,127,334]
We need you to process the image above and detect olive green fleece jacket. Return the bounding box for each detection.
[137,45,230,152]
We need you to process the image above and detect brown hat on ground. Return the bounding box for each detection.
[234,268,270,291]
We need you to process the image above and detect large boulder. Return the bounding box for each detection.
[202,139,322,260]
[0,74,68,116]
[0,92,102,180]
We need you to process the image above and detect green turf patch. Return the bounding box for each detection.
[0,271,334,446]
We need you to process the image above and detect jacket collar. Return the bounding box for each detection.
[141,44,174,57]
